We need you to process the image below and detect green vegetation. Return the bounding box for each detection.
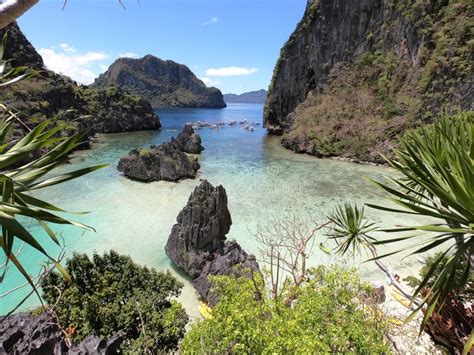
[139,148,151,157]
[182,265,391,354]
[182,266,389,354]
[286,49,420,162]
[0,38,106,298]
[42,251,188,353]
[328,112,473,354]
[273,0,471,163]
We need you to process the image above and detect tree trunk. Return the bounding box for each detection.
[0,0,38,30]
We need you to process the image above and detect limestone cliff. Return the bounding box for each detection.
[0,22,161,143]
[93,55,226,108]
[265,0,473,162]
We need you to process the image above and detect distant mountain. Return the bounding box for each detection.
[224,90,267,104]
[93,55,226,108]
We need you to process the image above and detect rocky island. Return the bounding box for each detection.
[93,55,226,108]
[117,143,200,182]
[165,180,260,305]
[265,0,472,163]
[0,22,161,146]
[117,125,203,182]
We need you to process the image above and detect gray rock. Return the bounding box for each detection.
[0,312,123,354]
[0,312,64,354]
[171,124,204,154]
[68,332,123,355]
[117,142,200,182]
[165,180,259,305]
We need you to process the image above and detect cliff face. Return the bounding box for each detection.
[265,0,473,162]
[93,55,226,108]
[0,22,161,142]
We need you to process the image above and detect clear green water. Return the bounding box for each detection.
[0,104,424,317]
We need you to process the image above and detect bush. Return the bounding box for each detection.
[182,265,390,354]
[42,251,188,353]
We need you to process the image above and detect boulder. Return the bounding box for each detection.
[68,332,123,354]
[165,180,259,305]
[117,142,200,182]
[0,312,123,354]
[171,124,204,154]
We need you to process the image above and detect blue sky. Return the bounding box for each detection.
[17,0,306,94]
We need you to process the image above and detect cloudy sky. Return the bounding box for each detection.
[17,0,306,94]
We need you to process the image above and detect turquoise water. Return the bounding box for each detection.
[0,104,424,316]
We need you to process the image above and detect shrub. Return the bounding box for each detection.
[182,265,390,354]
[42,251,188,353]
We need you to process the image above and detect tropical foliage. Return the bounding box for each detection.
[0,35,106,294]
[42,251,188,353]
[182,265,391,354]
[328,112,473,353]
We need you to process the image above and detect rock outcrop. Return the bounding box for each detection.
[165,180,259,305]
[117,142,200,182]
[171,124,204,154]
[0,312,122,354]
[0,22,161,146]
[265,0,473,162]
[93,55,226,108]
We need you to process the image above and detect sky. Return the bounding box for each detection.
[16,0,307,94]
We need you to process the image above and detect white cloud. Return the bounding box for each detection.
[200,77,221,87]
[59,43,76,53]
[202,17,218,26]
[38,45,109,85]
[205,66,258,76]
[120,52,138,58]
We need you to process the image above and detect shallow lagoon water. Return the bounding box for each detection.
[1,104,425,317]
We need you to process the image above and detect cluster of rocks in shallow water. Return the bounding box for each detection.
[0,312,122,354]
[189,119,260,132]
[165,179,260,305]
[117,124,202,182]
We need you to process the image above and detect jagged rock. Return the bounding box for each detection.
[165,180,259,305]
[0,312,64,354]
[193,241,259,305]
[68,332,123,355]
[363,281,386,304]
[93,55,226,108]
[117,142,200,182]
[171,124,204,154]
[0,312,123,354]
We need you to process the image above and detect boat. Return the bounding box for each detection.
[199,301,213,319]
[391,287,412,309]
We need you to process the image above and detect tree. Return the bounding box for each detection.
[254,215,329,301]
[182,265,390,354]
[328,113,473,354]
[42,251,188,353]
